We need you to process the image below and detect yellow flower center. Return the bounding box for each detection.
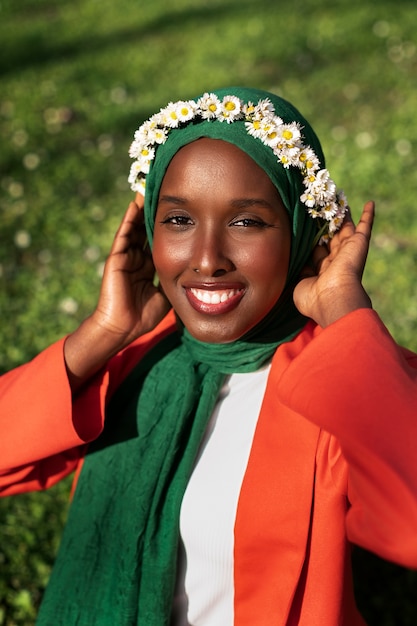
[209,103,217,112]
[225,101,236,111]
[282,129,293,140]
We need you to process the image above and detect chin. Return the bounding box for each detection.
[186,326,247,345]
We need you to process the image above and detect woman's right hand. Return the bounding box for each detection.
[64,198,170,393]
[92,199,170,346]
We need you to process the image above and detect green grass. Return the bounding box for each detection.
[1,0,417,623]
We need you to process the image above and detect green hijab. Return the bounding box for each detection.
[144,87,324,272]
[144,86,325,358]
[36,88,327,626]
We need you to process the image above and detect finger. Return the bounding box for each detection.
[343,205,355,225]
[132,197,151,251]
[111,202,145,255]
[355,201,375,239]
[135,191,145,209]
[311,243,329,274]
[334,206,355,240]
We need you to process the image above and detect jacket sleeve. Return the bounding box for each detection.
[0,338,108,495]
[276,308,417,569]
[0,312,177,497]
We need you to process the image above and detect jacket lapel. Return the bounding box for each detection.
[233,340,320,625]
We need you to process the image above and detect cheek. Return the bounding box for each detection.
[152,235,188,281]
[248,238,290,288]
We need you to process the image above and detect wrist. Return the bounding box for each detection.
[315,285,372,328]
[64,315,128,393]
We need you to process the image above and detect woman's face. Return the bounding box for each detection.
[153,138,291,344]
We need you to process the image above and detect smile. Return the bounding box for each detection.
[189,288,242,304]
[185,287,245,314]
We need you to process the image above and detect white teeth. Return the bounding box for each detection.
[190,288,240,305]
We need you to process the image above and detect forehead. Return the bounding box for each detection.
[161,138,277,193]
[167,137,257,165]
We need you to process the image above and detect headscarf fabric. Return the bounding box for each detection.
[36,87,328,625]
[144,86,325,286]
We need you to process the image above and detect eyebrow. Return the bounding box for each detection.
[158,195,187,205]
[229,198,276,211]
[158,195,276,210]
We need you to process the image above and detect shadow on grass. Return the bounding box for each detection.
[2,0,267,76]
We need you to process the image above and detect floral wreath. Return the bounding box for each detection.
[128,93,348,242]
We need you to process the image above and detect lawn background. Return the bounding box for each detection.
[1,0,417,623]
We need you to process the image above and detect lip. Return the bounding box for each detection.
[184,283,245,315]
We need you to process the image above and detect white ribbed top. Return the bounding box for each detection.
[174,364,271,626]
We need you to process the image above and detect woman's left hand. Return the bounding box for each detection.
[293,201,375,328]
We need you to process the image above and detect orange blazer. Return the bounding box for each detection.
[1,308,417,625]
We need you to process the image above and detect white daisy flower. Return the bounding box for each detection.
[278,123,302,146]
[336,190,348,210]
[273,144,300,169]
[176,100,197,123]
[128,93,348,240]
[328,214,345,234]
[304,170,336,204]
[277,152,292,169]
[322,202,339,220]
[219,96,242,122]
[245,119,264,139]
[242,101,256,118]
[286,145,302,164]
[301,192,317,208]
[147,126,168,145]
[161,102,181,128]
[135,115,161,141]
[136,157,151,175]
[258,119,282,147]
[132,176,147,195]
[128,140,141,159]
[198,93,222,119]
[320,173,337,201]
[307,207,322,218]
[253,98,275,118]
[303,172,318,187]
[299,147,320,171]
[263,129,280,148]
[128,160,143,181]
[139,146,155,161]
[271,114,284,127]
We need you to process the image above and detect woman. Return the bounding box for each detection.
[1,87,417,626]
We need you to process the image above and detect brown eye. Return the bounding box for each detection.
[161,215,193,226]
[231,218,268,228]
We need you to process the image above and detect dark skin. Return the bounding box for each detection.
[293,202,373,325]
[152,139,293,345]
[64,190,374,393]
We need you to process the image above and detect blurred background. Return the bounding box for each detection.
[1,0,416,623]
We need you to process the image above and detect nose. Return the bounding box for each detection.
[191,226,235,277]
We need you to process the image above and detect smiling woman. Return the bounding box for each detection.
[153,138,291,343]
[1,87,417,626]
